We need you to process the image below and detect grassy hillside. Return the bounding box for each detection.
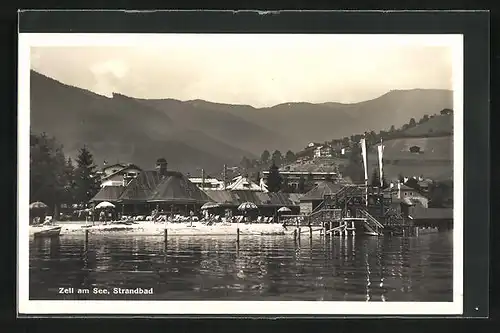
[367,136,453,181]
[402,114,453,137]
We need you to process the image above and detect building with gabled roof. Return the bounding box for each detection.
[226,175,262,191]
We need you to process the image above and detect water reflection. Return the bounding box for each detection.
[29,232,453,301]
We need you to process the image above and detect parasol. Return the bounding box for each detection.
[278,206,291,213]
[201,202,220,210]
[95,201,115,209]
[29,201,48,209]
[237,202,258,211]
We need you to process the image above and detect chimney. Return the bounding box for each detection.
[156,158,168,177]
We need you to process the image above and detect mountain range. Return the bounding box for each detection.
[29,70,453,174]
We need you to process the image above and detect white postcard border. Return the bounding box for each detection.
[18,33,464,315]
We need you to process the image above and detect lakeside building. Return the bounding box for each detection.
[98,163,142,187]
[188,177,225,190]
[226,175,263,192]
[90,158,211,216]
[203,189,301,218]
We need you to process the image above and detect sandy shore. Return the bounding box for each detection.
[35,221,299,236]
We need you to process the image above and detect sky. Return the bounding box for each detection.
[30,34,455,108]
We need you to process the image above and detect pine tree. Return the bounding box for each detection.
[344,142,364,182]
[266,163,282,193]
[371,168,381,187]
[63,157,76,204]
[409,118,417,127]
[298,176,306,193]
[30,132,72,217]
[240,156,252,170]
[285,150,296,163]
[74,145,100,204]
[281,175,290,193]
[271,150,282,166]
[260,150,270,164]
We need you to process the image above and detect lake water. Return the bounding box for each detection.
[29,231,453,301]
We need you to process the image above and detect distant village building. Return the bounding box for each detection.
[314,146,333,159]
[189,177,224,190]
[261,169,340,191]
[226,175,263,192]
[99,163,142,187]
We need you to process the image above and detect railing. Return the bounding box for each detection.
[357,208,385,230]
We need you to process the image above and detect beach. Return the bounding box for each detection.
[30,221,294,237]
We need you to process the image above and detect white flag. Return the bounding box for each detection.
[360,138,368,181]
[377,143,384,187]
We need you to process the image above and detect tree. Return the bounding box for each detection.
[281,175,290,193]
[440,108,453,115]
[266,163,282,193]
[398,173,404,182]
[240,156,252,170]
[342,137,350,147]
[285,150,296,163]
[371,168,381,187]
[62,157,76,205]
[271,150,283,166]
[260,150,270,164]
[74,145,100,204]
[252,171,261,184]
[409,118,417,127]
[304,172,315,192]
[344,142,364,182]
[381,175,389,189]
[389,125,396,133]
[30,133,71,215]
[298,176,306,193]
[419,114,430,124]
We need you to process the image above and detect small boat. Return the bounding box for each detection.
[32,225,62,238]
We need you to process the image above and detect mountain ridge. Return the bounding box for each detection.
[29,70,454,174]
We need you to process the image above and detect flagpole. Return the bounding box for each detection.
[360,135,368,207]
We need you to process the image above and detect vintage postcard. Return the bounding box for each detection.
[18,32,463,315]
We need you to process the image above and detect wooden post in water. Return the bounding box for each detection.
[293,229,297,243]
[236,227,240,243]
[309,225,312,240]
[84,229,89,250]
[352,221,356,236]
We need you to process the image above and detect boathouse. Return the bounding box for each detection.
[407,206,453,230]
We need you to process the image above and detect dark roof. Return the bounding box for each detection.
[149,171,211,204]
[102,164,143,180]
[118,170,211,204]
[409,207,453,220]
[118,170,162,202]
[300,181,344,201]
[90,185,126,202]
[203,190,300,207]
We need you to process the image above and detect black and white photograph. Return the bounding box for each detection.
[18,30,464,315]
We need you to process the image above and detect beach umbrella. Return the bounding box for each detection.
[237,202,258,211]
[278,206,291,213]
[29,201,48,210]
[95,201,115,209]
[201,202,220,210]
